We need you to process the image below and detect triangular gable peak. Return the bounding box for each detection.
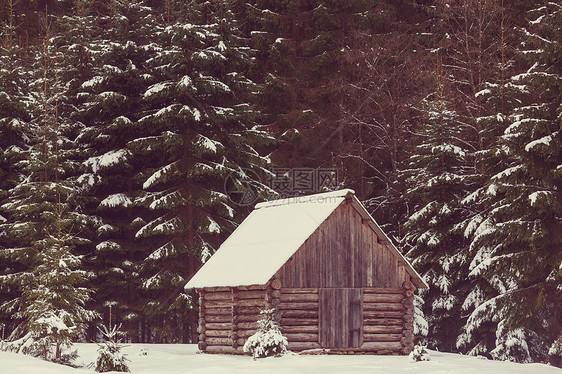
[347,194,427,288]
[276,194,427,289]
[185,189,427,290]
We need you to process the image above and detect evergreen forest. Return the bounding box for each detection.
[0,0,560,365]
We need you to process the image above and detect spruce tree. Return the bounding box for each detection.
[454,0,528,357]
[0,0,33,335]
[129,0,273,343]
[402,85,471,351]
[74,0,158,340]
[52,0,118,342]
[398,4,485,351]
[0,8,97,362]
[460,2,562,362]
[427,0,511,356]
[94,309,130,373]
[401,1,533,355]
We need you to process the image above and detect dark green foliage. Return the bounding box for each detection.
[0,0,559,364]
[130,0,273,343]
[458,2,562,362]
[0,8,97,363]
[94,323,130,373]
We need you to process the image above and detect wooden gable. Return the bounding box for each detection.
[276,199,410,289]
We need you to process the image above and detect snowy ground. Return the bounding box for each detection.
[2,344,560,374]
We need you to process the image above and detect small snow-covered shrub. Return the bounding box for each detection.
[409,344,430,362]
[139,346,149,356]
[549,337,562,368]
[243,309,287,359]
[94,324,130,373]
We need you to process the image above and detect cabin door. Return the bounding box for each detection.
[319,288,363,348]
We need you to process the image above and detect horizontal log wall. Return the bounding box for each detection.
[199,285,269,354]
[279,288,321,351]
[200,283,415,355]
[360,287,406,354]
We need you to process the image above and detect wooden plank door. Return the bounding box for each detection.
[319,288,363,348]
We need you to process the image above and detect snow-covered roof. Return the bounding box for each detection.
[185,190,351,289]
[185,189,427,289]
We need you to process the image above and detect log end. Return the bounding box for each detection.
[271,278,282,290]
[402,345,413,355]
[198,341,207,351]
[402,280,414,290]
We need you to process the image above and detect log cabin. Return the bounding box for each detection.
[184,189,428,355]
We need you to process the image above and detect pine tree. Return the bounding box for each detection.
[129,0,273,343]
[454,0,528,357]
[73,0,158,340]
[402,102,471,351]
[243,308,287,359]
[402,41,472,351]
[460,2,562,362]
[0,0,33,335]
[424,0,510,356]
[51,0,117,342]
[7,206,97,364]
[94,308,130,373]
[400,0,530,355]
[0,7,97,363]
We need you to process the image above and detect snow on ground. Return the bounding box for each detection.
[1,344,560,374]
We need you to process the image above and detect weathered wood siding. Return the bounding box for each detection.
[274,283,415,354]
[277,201,409,289]
[278,287,321,351]
[319,288,363,348]
[361,287,406,353]
[198,285,269,354]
